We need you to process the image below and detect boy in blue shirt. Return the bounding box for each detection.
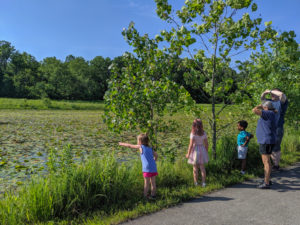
[237,120,253,175]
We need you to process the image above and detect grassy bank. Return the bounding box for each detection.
[0,98,104,110]
[0,98,299,224]
[0,130,299,225]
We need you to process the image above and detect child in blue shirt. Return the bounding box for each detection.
[237,120,253,174]
[119,134,158,199]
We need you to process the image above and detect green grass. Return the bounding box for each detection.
[0,152,250,225]
[0,129,299,225]
[0,98,104,110]
[0,98,299,224]
[279,130,300,167]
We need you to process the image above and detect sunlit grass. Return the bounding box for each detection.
[0,98,299,224]
[0,98,104,110]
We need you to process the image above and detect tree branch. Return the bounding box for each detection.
[228,48,249,58]
[184,47,210,79]
[216,103,229,116]
[199,34,212,55]
[216,121,235,138]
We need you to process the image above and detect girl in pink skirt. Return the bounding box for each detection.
[186,119,209,187]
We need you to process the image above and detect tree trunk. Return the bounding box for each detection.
[211,25,218,160]
[149,101,158,151]
[212,72,217,160]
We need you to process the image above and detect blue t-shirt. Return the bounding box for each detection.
[267,98,288,128]
[140,145,157,173]
[237,131,252,147]
[256,110,277,144]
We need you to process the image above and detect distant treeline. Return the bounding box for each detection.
[0,40,237,102]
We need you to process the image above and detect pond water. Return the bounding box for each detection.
[0,110,133,194]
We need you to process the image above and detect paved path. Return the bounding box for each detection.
[122,163,300,225]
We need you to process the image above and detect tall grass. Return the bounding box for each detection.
[0,153,141,224]
[280,129,300,166]
[0,129,299,224]
[0,146,192,224]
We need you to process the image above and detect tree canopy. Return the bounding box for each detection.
[153,0,279,158]
[104,23,194,149]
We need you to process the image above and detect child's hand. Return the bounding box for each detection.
[185,154,189,159]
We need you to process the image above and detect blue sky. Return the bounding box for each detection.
[1,0,299,61]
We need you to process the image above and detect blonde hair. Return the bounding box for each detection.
[137,134,149,146]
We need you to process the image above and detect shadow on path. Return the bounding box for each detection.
[186,196,234,203]
[270,165,300,192]
[229,163,300,192]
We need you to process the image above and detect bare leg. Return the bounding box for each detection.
[150,176,156,196]
[193,165,199,184]
[271,151,281,166]
[276,151,281,165]
[241,159,246,171]
[199,164,206,184]
[261,154,271,184]
[144,177,150,197]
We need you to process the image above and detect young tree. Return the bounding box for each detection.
[154,0,276,158]
[104,22,194,149]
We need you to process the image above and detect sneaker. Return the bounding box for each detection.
[260,180,273,186]
[259,179,273,185]
[272,165,280,171]
[148,195,156,200]
[240,170,246,175]
[194,182,199,186]
[202,182,206,187]
[258,182,271,189]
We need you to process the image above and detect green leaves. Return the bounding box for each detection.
[264,21,272,27]
[155,0,172,21]
[227,0,252,9]
[151,0,281,158]
[251,3,257,11]
[104,23,195,149]
[242,31,300,126]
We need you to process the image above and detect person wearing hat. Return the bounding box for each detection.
[252,101,277,189]
[261,89,288,171]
